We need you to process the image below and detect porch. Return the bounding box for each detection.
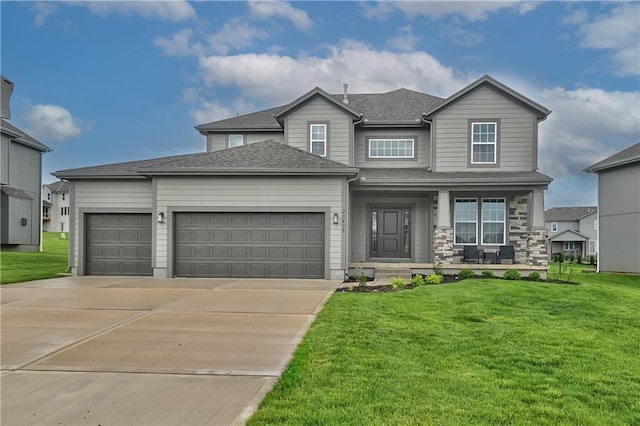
[347,261,548,283]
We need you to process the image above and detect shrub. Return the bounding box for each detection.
[433,261,443,276]
[554,252,565,263]
[482,270,494,278]
[569,254,575,264]
[458,268,474,280]
[589,255,596,266]
[503,269,522,280]
[356,273,368,287]
[391,276,406,289]
[577,254,583,264]
[528,271,541,281]
[426,274,443,285]
[411,274,426,286]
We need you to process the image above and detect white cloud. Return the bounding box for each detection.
[248,0,312,31]
[80,0,196,22]
[386,26,418,52]
[24,104,85,141]
[537,87,640,178]
[567,3,640,76]
[439,17,484,47]
[189,97,256,125]
[154,29,204,56]
[197,39,465,106]
[206,18,269,55]
[364,0,538,21]
[31,2,58,26]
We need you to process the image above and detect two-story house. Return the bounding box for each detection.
[42,180,71,233]
[1,76,52,252]
[545,206,598,260]
[53,75,552,279]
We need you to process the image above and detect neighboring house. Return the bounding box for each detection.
[1,76,52,252]
[545,206,598,260]
[584,143,640,274]
[53,75,553,279]
[42,180,71,232]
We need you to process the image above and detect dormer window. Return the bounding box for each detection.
[310,123,327,156]
[228,134,244,148]
[470,121,498,164]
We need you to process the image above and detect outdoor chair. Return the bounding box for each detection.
[463,246,482,264]
[497,245,516,264]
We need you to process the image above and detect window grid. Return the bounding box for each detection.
[369,139,414,158]
[471,122,496,164]
[551,222,558,232]
[481,198,506,245]
[310,124,326,156]
[228,134,243,148]
[454,199,478,245]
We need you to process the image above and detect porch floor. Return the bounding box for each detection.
[347,262,548,284]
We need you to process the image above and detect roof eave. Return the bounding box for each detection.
[138,168,358,177]
[195,126,283,133]
[584,157,640,173]
[274,87,362,120]
[52,172,148,179]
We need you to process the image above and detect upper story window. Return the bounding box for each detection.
[551,222,558,232]
[310,124,327,156]
[62,193,66,201]
[369,139,414,158]
[228,134,244,148]
[471,122,497,164]
[47,193,50,201]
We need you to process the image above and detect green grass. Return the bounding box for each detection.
[249,265,640,425]
[0,232,69,284]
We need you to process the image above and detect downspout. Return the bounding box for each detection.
[422,115,433,171]
[343,114,364,277]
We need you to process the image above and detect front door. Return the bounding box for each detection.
[370,208,411,259]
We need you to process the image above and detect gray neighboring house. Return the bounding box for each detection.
[585,143,640,274]
[1,76,52,252]
[53,75,553,279]
[545,206,598,260]
[42,180,71,232]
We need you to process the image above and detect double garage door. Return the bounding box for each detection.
[174,212,325,278]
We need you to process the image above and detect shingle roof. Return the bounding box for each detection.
[358,168,553,185]
[1,119,51,152]
[54,140,357,178]
[584,143,640,172]
[46,180,70,193]
[549,229,589,242]
[545,206,597,222]
[196,88,445,131]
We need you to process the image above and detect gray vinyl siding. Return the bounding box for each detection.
[284,97,351,164]
[597,164,640,273]
[547,220,579,235]
[578,213,598,242]
[71,179,153,272]
[350,195,431,262]
[1,134,9,184]
[155,176,345,276]
[433,85,536,172]
[207,132,284,152]
[354,128,430,168]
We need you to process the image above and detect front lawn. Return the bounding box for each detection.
[0,232,69,284]
[249,266,640,425]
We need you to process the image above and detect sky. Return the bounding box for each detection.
[1,0,639,208]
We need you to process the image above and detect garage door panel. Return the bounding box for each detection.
[175,212,324,278]
[86,214,152,276]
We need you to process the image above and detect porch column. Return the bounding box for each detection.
[527,189,548,266]
[433,190,454,263]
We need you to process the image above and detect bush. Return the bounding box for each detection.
[433,261,443,276]
[411,274,426,286]
[391,276,406,289]
[577,254,583,264]
[589,255,596,265]
[503,269,522,280]
[426,274,443,285]
[528,271,541,281]
[482,270,494,278]
[569,254,575,264]
[458,268,474,280]
[553,252,565,263]
[356,273,368,287]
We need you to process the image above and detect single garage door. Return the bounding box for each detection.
[174,212,324,278]
[86,213,152,276]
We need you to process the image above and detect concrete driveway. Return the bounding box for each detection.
[1,277,338,425]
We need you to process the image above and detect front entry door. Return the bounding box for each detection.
[370,208,411,259]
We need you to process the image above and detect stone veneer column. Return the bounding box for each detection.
[508,195,529,264]
[527,228,548,266]
[433,191,454,263]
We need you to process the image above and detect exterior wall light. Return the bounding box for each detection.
[157,212,165,223]
[332,213,339,224]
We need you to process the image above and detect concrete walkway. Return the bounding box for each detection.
[1,277,339,425]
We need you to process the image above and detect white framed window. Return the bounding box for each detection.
[228,134,244,148]
[551,222,558,232]
[564,241,574,251]
[471,122,497,164]
[62,193,66,201]
[588,240,597,255]
[454,198,478,245]
[594,220,598,231]
[481,198,506,245]
[310,124,326,156]
[368,139,414,158]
